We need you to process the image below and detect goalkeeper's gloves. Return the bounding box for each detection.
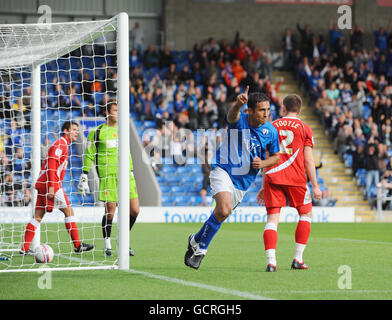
[78,173,90,196]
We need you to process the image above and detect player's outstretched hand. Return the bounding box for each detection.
[312,185,322,200]
[257,188,265,206]
[236,85,249,106]
[78,173,90,196]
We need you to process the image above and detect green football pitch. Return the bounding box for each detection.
[1,222,392,300]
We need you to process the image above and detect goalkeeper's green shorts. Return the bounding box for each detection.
[99,173,138,202]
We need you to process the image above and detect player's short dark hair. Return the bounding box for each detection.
[61,121,78,133]
[105,99,118,114]
[283,94,302,113]
[247,92,270,110]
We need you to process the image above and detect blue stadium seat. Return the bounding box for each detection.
[161,166,176,174]
[160,185,171,193]
[82,194,95,206]
[170,185,186,195]
[189,195,203,206]
[180,175,196,185]
[175,166,191,175]
[144,120,156,129]
[70,193,82,206]
[161,195,173,206]
[173,195,188,206]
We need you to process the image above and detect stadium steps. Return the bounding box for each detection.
[272,71,375,222]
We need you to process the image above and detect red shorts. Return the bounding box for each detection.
[35,186,70,212]
[264,183,312,215]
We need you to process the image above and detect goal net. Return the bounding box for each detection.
[0,13,130,272]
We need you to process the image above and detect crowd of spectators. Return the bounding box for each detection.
[291,17,392,203]
[4,16,392,207]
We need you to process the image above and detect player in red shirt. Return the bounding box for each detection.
[257,94,321,272]
[21,121,94,254]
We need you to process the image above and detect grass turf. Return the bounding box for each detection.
[1,222,392,300]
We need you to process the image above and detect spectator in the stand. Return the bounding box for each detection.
[141,91,157,121]
[198,103,213,130]
[341,82,353,106]
[179,64,192,83]
[378,142,388,175]
[130,49,140,69]
[371,19,392,54]
[350,24,364,52]
[315,89,335,117]
[352,144,366,177]
[216,92,230,129]
[186,98,198,131]
[229,31,249,63]
[347,93,364,119]
[159,44,173,69]
[296,19,313,58]
[80,70,93,103]
[327,82,340,101]
[144,44,159,69]
[130,21,145,59]
[23,188,32,206]
[329,18,344,53]
[173,92,185,115]
[334,124,354,160]
[0,95,12,119]
[164,63,179,83]
[282,28,296,70]
[365,143,380,199]
[205,37,220,61]
[380,169,392,209]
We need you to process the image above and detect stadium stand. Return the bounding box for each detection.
[4,17,391,212]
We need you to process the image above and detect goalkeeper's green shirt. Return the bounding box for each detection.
[83,123,134,177]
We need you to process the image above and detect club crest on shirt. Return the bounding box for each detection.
[55,148,62,157]
[262,129,269,135]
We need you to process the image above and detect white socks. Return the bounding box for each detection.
[104,237,111,250]
[190,235,198,248]
[294,243,306,263]
[265,249,277,266]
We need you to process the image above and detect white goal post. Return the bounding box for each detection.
[0,13,130,272]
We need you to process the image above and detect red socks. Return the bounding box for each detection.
[22,219,40,252]
[65,216,81,249]
[295,216,312,245]
[263,222,278,250]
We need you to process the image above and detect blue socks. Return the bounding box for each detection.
[194,213,222,251]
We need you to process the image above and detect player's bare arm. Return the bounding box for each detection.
[257,169,266,206]
[304,146,321,200]
[252,152,280,170]
[227,85,249,124]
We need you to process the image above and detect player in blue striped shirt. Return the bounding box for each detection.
[184,86,280,270]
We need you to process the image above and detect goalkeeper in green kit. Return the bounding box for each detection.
[78,101,140,257]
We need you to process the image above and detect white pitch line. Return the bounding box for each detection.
[8,249,271,300]
[126,268,273,300]
[258,290,392,294]
[329,238,392,245]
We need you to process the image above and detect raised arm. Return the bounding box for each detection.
[371,19,376,32]
[226,85,249,124]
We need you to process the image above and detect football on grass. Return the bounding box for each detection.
[34,244,54,263]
